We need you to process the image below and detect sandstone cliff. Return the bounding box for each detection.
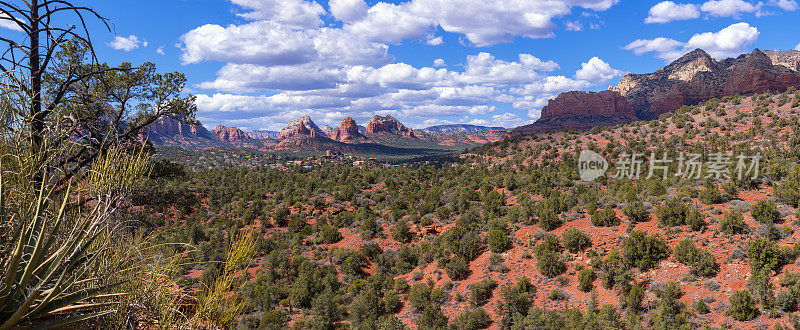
[278,115,326,140]
[333,117,367,142]
[211,124,251,141]
[366,115,417,138]
[511,48,800,135]
[145,117,214,141]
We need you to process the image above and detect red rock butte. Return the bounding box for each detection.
[511,48,800,136]
[366,115,417,138]
[333,117,366,142]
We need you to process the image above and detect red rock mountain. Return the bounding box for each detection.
[366,115,417,138]
[531,90,638,132]
[333,117,367,142]
[211,124,250,141]
[144,117,213,141]
[511,49,800,135]
[278,115,326,140]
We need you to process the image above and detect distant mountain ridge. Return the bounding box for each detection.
[511,48,800,135]
[144,115,505,156]
[421,124,504,133]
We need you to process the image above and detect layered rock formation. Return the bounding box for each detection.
[333,117,367,142]
[511,49,800,135]
[278,115,326,140]
[320,125,336,137]
[366,115,417,138]
[523,90,638,133]
[145,117,213,141]
[211,124,250,141]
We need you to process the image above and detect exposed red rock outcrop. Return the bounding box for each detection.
[511,48,800,136]
[366,115,417,138]
[211,124,250,141]
[333,117,367,142]
[278,115,326,140]
[511,90,637,135]
[144,117,213,141]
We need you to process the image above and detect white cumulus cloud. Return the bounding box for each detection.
[575,57,623,83]
[107,35,144,52]
[433,58,445,67]
[0,13,23,31]
[180,21,390,67]
[330,0,368,22]
[700,0,760,17]
[645,1,701,23]
[623,22,759,61]
[230,0,325,28]
[685,22,759,58]
[426,36,443,45]
[344,0,620,46]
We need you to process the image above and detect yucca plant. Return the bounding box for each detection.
[0,138,155,329]
[0,174,120,329]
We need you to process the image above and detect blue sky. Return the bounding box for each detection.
[7,0,800,131]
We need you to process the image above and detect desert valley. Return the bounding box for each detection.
[6,1,800,330]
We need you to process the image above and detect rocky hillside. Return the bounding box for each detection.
[332,117,367,142]
[146,114,505,158]
[366,115,417,138]
[511,49,800,135]
[278,115,327,140]
[143,117,216,147]
[211,124,250,141]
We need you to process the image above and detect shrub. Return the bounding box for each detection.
[359,216,381,239]
[622,201,650,223]
[320,225,342,244]
[728,290,758,321]
[548,288,569,301]
[496,277,536,328]
[685,210,707,232]
[391,220,414,243]
[776,290,797,312]
[621,230,669,271]
[538,210,563,231]
[578,268,596,292]
[445,256,470,281]
[719,210,748,234]
[487,229,513,253]
[698,185,723,204]
[562,228,592,252]
[450,307,491,330]
[696,300,709,314]
[656,199,688,227]
[776,167,800,207]
[751,200,780,224]
[652,282,688,329]
[535,236,566,277]
[383,290,403,314]
[274,206,290,226]
[470,278,498,305]
[591,207,620,227]
[673,239,698,265]
[748,238,784,272]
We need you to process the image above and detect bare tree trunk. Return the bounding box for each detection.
[29,0,43,184]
